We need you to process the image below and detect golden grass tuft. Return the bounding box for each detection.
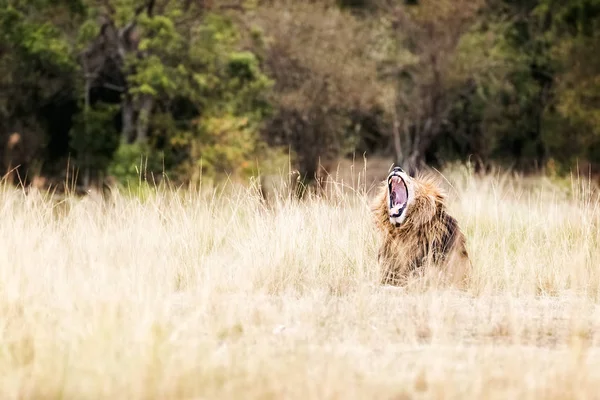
[1,163,600,398]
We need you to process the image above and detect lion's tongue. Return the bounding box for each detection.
[392,181,407,205]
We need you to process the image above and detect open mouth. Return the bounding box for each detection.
[388,174,408,218]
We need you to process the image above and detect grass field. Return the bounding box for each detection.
[1,162,600,399]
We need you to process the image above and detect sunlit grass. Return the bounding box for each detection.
[0,163,600,398]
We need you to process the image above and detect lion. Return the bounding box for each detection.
[371,165,471,288]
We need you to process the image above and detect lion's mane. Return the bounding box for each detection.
[371,172,471,287]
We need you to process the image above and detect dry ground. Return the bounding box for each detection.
[1,161,600,399]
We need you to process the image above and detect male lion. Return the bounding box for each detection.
[371,166,471,288]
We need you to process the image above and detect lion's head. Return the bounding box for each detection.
[386,166,416,227]
[373,165,443,231]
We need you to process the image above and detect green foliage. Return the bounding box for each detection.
[538,0,600,148]
[440,1,578,170]
[164,46,272,182]
[69,103,120,174]
[0,3,77,72]
[170,115,259,179]
[114,10,272,183]
[108,142,165,185]
[0,1,81,179]
[4,0,600,187]
[223,51,273,119]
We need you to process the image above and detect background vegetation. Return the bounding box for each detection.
[2,0,600,189]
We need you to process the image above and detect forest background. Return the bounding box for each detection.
[2,0,599,190]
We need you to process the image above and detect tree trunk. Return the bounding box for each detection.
[136,95,154,143]
[122,95,135,143]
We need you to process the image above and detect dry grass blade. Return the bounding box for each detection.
[0,163,599,398]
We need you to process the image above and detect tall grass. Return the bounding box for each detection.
[0,164,600,399]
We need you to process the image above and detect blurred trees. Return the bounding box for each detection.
[380,0,485,173]
[1,0,600,189]
[249,1,385,187]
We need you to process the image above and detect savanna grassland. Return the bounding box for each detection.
[1,162,600,399]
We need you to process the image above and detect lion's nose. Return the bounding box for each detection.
[393,166,404,173]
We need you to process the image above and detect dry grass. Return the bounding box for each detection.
[1,162,600,399]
